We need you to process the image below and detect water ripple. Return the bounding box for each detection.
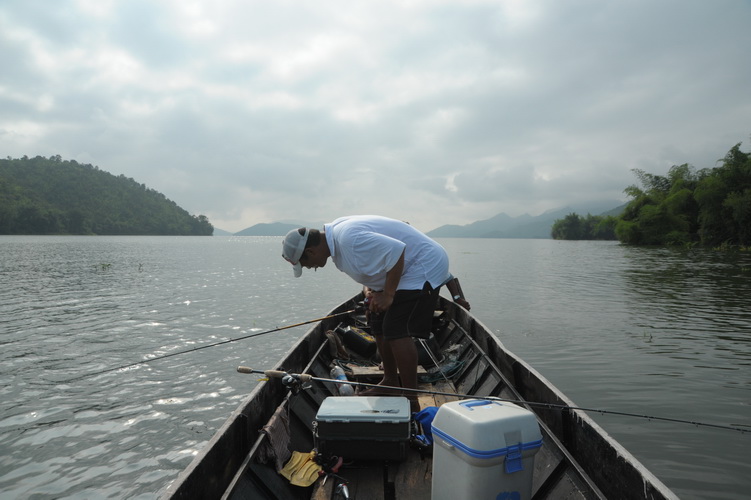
[2,237,750,499]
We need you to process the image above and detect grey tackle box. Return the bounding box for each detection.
[314,396,411,461]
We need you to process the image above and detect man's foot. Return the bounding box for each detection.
[357,379,402,397]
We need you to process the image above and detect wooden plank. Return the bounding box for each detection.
[311,478,334,500]
[348,365,428,378]
[337,465,386,500]
[392,448,433,499]
[431,380,460,405]
[415,380,460,409]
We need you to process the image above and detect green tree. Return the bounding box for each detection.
[617,164,703,245]
[592,215,618,240]
[617,142,750,246]
[551,213,583,240]
[695,144,751,246]
[551,213,617,240]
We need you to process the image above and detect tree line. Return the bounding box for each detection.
[0,155,213,235]
[551,213,618,241]
[552,142,751,247]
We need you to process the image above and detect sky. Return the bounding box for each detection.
[1,1,750,233]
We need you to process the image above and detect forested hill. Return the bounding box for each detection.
[0,156,213,235]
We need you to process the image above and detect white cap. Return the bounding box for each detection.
[282,228,309,277]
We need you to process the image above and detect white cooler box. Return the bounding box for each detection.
[431,399,543,500]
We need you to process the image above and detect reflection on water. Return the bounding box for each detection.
[1,236,749,499]
[621,246,751,381]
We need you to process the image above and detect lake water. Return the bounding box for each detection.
[1,236,749,499]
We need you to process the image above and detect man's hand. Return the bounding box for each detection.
[455,297,471,310]
[369,290,394,313]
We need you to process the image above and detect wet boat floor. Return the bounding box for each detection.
[311,379,458,500]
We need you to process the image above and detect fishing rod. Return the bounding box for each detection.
[68,310,355,381]
[237,367,750,435]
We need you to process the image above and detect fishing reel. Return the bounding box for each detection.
[281,373,312,394]
[237,366,312,394]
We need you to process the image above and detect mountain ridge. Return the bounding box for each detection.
[233,202,625,238]
[426,202,625,238]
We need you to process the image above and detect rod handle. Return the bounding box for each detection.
[237,366,258,374]
[262,369,290,379]
[236,366,312,382]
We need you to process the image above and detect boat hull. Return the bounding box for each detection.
[162,295,677,500]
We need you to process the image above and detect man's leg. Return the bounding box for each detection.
[357,333,402,396]
[362,312,400,393]
[374,334,400,388]
[388,336,420,412]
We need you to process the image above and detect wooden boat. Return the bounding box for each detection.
[162,294,678,500]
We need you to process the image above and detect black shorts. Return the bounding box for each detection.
[370,282,441,340]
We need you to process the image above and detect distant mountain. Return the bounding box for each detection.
[601,203,628,217]
[427,212,532,238]
[234,220,325,236]
[212,228,233,236]
[427,202,624,239]
[235,222,299,236]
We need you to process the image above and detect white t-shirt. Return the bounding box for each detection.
[324,215,450,291]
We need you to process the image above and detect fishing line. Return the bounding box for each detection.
[67,310,355,382]
[238,367,750,435]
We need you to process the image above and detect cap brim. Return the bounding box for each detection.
[292,262,302,278]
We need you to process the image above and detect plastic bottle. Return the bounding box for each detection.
[330,366,355,396]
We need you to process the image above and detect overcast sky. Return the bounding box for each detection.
[1,1,749,233]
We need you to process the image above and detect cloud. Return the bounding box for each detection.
[1,0,749,232]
